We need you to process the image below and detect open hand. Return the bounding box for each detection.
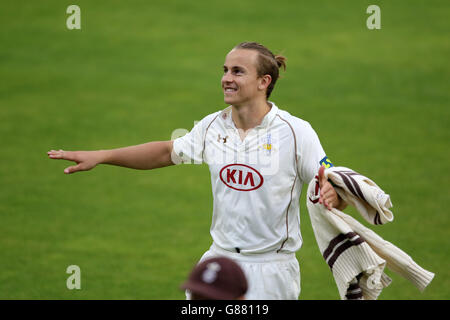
[47,149,101,174]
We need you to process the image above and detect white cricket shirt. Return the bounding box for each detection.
[173,102,331,254]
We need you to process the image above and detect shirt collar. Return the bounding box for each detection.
[221,102,279,129]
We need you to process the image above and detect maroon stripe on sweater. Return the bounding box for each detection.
[334,171,358,198]
[308,178,320,203]
[335,171,367,202]
[348,283,360,291]
[323,233,348,261]
[374,212,381,225]
[346,291,363,300]
[323,232,365,269]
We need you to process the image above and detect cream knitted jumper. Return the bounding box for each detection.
[306,166,434,300]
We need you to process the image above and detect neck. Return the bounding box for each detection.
[231,99,271,131]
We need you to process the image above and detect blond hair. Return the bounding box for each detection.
[234,42,286,99]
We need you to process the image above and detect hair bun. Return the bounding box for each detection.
[274,55,287,70]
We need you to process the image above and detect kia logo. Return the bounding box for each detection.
[219,164,264,191]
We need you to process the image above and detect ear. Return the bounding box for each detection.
[258,74,272,91]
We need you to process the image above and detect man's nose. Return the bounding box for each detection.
[222,71,233,83]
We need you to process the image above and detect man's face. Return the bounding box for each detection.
[222,49,264,106]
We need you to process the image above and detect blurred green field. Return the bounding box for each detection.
[0,0,448,299]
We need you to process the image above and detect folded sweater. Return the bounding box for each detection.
[306,166,434,300]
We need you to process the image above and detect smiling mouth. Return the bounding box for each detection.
[224,87,237,93]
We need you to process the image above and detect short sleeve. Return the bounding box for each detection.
[172,112,219,164]
[296,122,330,184]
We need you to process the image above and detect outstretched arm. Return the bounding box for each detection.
[47,140,175,174]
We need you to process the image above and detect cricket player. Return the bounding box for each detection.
[48,42,345,299]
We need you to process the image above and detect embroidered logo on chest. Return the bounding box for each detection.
[259,133,275,155]
[218,134,228,144]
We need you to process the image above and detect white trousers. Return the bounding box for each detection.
[186,243,300,300]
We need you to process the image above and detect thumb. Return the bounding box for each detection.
[318,165,327,187]
[64,164,82,174]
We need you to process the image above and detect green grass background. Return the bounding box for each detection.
[0,0,448,299]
